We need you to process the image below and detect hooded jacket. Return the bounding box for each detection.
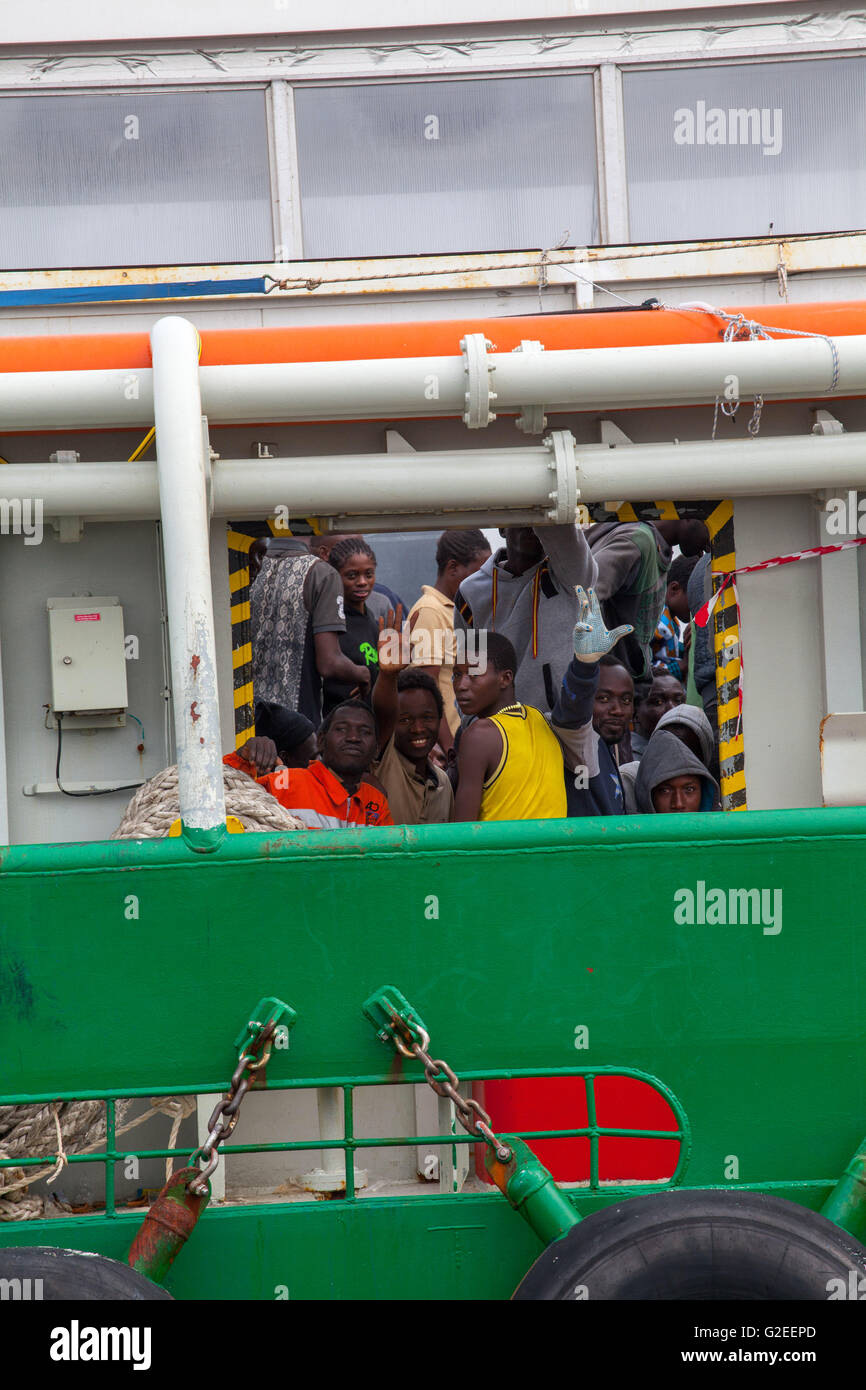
[655,703,715,766]
[587,521,672,679]
[633,730,719,814]
[687,552,715,697]
[453,525,596,714]
[619,704,717,811]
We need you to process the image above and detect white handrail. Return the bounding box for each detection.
[0,332,856,430]
[5,430,866,523]
[150,316,226,846]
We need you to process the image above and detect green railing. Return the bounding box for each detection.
[0,1065,690,1216]
[3,807,864,1296]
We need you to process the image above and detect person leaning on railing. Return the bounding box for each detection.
[550,585,635,816]
[451,630,567,823]
[454,523,597,716]
[224,701,393,830]
[551,587,719,817]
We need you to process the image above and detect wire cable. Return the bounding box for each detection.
[54,713,144,798]
[127,427,155,463]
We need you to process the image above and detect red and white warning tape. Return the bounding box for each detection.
[694,536,866,739]
[694,535,866,629]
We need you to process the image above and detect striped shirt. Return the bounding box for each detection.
[223,752,393,829]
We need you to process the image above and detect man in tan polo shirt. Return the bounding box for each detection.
[370,621,453,825]
[407,529,491,754]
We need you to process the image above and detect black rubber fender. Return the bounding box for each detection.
[0,1246,173,1299]
[512,1190,866,1300]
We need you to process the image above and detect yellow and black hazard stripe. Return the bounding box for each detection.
[704,500,746,812]
[226,526,258,749]
[611,496,746,812]
[226,515,320,749]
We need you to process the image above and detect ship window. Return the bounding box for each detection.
[293,75,599,257]
[622,57,866,243]
[0,89,274,271]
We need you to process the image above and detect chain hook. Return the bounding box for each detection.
[187,1019,278,1196]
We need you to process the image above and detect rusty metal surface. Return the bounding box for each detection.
[0,232,864,307]
[127,1166,210,1283]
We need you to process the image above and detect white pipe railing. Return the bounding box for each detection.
[0,332,857,431]
[6,430,866,523]
[150,317,226,846]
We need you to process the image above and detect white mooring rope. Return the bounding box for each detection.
[111,763,305,838]
[2,765,303,1219]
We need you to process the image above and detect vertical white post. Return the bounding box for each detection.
[596,64,630,246]
[818,488,864,713]
[150,316,226,846]
[303,1088,367,1193]
[270,81,304,263]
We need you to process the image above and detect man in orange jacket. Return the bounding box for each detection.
[225,699,393,830]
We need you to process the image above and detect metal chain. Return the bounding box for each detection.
[187,1020,277,1196]
[712,313,772,440]
[747,394,764,437]
[390,1019,512,1163]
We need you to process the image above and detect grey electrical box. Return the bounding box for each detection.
[47,596,128,719]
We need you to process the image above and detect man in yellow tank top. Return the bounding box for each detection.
[452,631,567,822]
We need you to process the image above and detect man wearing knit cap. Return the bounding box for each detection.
[223,701,318,778]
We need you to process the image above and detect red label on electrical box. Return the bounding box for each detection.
[74,613,101,622]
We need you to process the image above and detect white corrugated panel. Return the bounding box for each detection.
[0,90,274,269]
[294,75,599,256]
[623,57,866,243]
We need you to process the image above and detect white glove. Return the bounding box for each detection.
[572,585,634,664]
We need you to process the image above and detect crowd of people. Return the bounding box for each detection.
[229,518,723,829]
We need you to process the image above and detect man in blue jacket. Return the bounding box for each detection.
[551,586,634,816]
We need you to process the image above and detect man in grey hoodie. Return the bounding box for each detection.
[633,730,720,814]
[454,524,597,714]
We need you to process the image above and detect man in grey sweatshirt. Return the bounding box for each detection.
[454,517,706,714]
[454,524,597,714]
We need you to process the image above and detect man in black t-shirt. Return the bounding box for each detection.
[251,537,371,727]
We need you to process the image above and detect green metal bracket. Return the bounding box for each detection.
[821,1134,866,1243]
[362,985,428,1052]
[363,988,577,1251]
[485,1136,581,1247]
[233,996,297,1058]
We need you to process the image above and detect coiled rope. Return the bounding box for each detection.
[2,766,303,1219]
[111,763,305,838]
[0,1097,198,1221]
